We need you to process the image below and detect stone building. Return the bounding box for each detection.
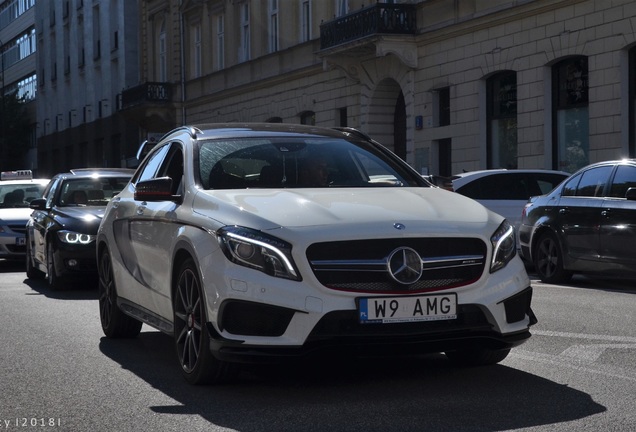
[38,0,636,177]
[0,0,37,171]
[35,0,140,176]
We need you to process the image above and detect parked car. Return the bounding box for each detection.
[519,159,636,283]
[452,169,570,231]
[0,171,50,261]
[97,123,536,385]
[25,168,135,289]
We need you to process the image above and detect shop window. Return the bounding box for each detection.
[552,56,589,173]
[487,71,517,169]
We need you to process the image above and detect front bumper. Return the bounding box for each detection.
[207,287,536,364]
[0,233,26,259]
[52,241,98,276]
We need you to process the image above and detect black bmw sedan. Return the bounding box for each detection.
[25,168,134,289]
[519,159,636,283]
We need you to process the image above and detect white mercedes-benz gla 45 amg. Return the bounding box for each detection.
[97,123,536,384]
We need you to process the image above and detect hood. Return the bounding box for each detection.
[193,188,499,233]
[0,208,34,224]
[54,206,106,221]
[52,206,106,233]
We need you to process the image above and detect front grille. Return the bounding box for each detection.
[307,238,487,293]
[8,225,26,235]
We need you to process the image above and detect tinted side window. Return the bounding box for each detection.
[609,165,636,198]
[574,166,613,197]
[534,174,568,195]
[562,172,581,196]
[457,174,526,200]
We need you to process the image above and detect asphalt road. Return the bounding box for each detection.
[0,260,634,432]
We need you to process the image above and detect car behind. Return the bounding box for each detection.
[25,168,134,289]
[0,171,50,261]
[520,159,636,283]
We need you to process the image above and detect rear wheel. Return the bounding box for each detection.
[173,258,237,385]
[98,250,142,338]
[445,347,511,366]
[534,231,572,283]
[25,236,45,280]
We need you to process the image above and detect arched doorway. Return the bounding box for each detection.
[368,79,407,160]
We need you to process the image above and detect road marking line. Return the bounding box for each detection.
[532,329,636,343]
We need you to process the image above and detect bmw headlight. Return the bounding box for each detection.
[57,230,95,245]
[218,226,301,281]
[490,220,516,273]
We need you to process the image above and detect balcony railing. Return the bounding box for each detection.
[120,82,172,110]
[320,3,417,50]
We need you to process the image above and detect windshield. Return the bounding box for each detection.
[197,137,424,190]
[57,177,131,207]
[0,183,47,208]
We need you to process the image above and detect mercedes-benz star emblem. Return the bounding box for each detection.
[387,247,423,285]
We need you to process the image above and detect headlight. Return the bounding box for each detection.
[57,230,95,245]
[218,226,301,281]
[490,220,516,273]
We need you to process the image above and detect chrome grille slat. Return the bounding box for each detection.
[306,238,487,293]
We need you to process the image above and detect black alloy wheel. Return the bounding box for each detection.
[173,258,237,385]
[534,231,572,284]
[98,250,142,338]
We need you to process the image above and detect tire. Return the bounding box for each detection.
[533,231,572,284]
[25,236,45,280]
[445,347,511,366]
[46,241,64,290]
[98,250,142,338]
[173,258,237,385]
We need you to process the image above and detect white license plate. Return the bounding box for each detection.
[15,237,26,246]
[359,294,457,324]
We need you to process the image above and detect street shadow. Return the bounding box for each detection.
[99,331,606,432]
[21,274,99,300]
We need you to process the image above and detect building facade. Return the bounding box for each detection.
[33,0,636,177]
[35,0,140,176]
[0,0,37,172]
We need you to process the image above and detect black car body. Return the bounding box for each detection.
[26,168,134,289]
[519,159,636,283]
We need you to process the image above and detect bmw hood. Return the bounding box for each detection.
[53,206,105,223]
[194,188,501,233]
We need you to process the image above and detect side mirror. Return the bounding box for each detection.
[29,198,47,210]
[134,177,180,202]
[626,187,636,201]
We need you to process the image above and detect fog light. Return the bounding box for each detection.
[67,259,78,267]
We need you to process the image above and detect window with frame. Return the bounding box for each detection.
[216,14,225,70]
[192,23,202,78]
[552,56,589,173]
[158,19,167,81]
[239,3,250,62]
[487,71,517,169]
[269,0,279,53]
[300,0,311,42]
